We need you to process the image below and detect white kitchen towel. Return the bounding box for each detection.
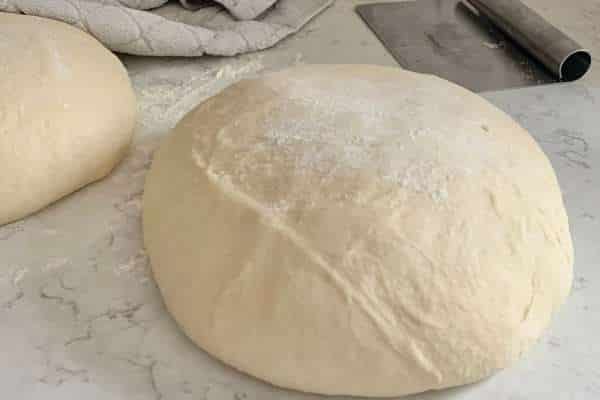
[0,0,333,56]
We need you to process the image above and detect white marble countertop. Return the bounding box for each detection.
[1,2,599,399]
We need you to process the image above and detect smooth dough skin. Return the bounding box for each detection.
[0,14,136,225]
[143,65,573,397]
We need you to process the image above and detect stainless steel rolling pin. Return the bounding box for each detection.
[467,0,592,81]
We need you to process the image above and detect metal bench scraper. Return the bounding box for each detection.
[357,0,591,92]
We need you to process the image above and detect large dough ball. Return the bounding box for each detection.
[143,65,573,397]
[0,14,136,225]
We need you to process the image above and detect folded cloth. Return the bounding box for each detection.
[0,0,333,56]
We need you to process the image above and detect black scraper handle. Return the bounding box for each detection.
[466,0,591,81]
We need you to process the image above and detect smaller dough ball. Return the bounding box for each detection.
[0,14,136,225]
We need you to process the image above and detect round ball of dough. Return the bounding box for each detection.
[0,14,136,225]
[143,65,573,397]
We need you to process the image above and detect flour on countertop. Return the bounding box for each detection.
[134,56,264,135]
[43,257,70,272]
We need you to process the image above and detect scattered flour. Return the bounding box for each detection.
[259,77,453,202]
[43,258,69,272]
[135,56,264,134]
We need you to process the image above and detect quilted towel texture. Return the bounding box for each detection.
[0,0,333,56]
